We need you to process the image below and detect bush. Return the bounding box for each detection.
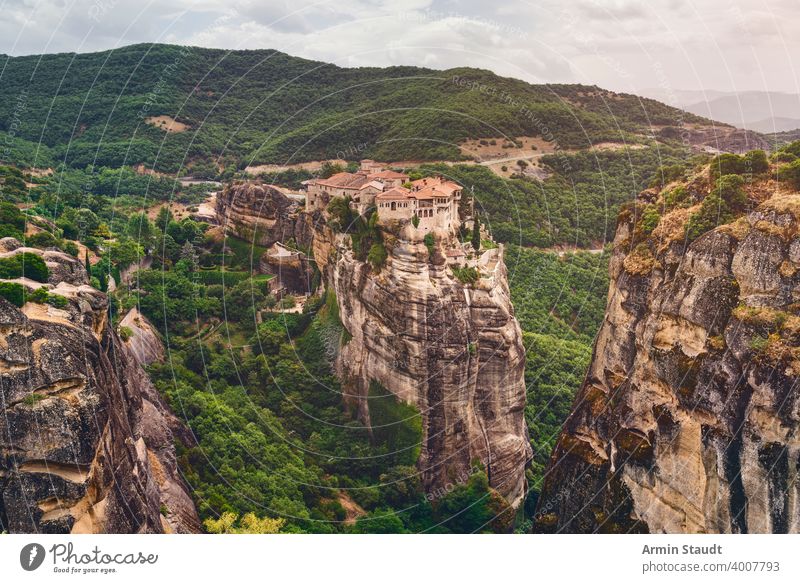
[119,326,134,341]
[367,242,387,270]
[780,140,800,158]
[771,151,798,164]
[45,293,68,308]
[26,286,68,308]
[710,151,768,180]
[0,201,26,232]
[0,224,24,240]
[26,231,58,249]
[278,296,296,310]
[685,176,746,241]
[452,266,480,285]
[649,164,686,188]
[0,282,25,306]
[744,150,770,175]
[778,159,800,190]
[0,252,49,282]
[423,233,435,256]
[638,205,660,235]
[62,241,79,257]
[716,174,748,212]
[663,185,690,209]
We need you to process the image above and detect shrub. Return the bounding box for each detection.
[423,233,435,256]
[367,242,387,270]
[27,287,49,303]
[663,185,690,208]
[62,241,79,257]
[452,266,480,285]
[26,287,68,308]
[0,201,26,232]
[778,159,800,190]
[685,176,746,241]
[0,282,25,306]
[744,150,770,175]
[771,151,798,164]
[278,296,296,310]
[411,214,420,228]
[639,205,660,235]
[26,231,58,249]
[0,224,24,240]
[0,252,49,282]
[686,195,733,242]
[649,164,686,188]
[45,293,68,308]
[716,174,747,212]
[22,394,47,406]
[710,151,768,180]
[780,140,800,158]
[119,326,134,341]
[710,153,746,179]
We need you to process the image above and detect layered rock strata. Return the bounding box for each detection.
[0,241,200,533]
[536,193,800,533]
[314,227,532,508]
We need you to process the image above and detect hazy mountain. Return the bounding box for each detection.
[640,88,800,133]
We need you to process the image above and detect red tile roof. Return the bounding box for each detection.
[368,170,408,180]
[314,172,372,189]
[375,187,411,201]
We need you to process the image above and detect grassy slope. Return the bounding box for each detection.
[1,43,712,172]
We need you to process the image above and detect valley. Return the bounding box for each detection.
[3,43,799,534]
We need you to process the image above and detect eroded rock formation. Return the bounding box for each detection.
[314,227,532,509]
[216,182,303,247]
[536,185,800,533]
[119,306,165,367]
[215,184,532,509]
[0,243,200,533]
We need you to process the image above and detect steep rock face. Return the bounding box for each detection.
[119,306,165,367]
[536,194,800,533]
[315,227,532,508]
[659,126,771,154]
[0,244,200,533]
[216,182,301,247]
[214,184,532,508]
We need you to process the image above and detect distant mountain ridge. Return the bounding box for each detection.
[0,43,715,173]
[641,88,800,133]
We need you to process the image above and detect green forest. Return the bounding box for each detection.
[0,42,747,534]
[0,158,614,533]
[1,44,712,173]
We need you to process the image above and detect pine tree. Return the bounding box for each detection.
[471,216,480,251]
[180,240,199,270]
[84,249,91,273]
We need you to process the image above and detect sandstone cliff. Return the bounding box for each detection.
[216,182,305,247]
[536,171,800,533]
[0,240,200,533]
[119,306,165,367]
[216,184,532,509]
[312,224,532,509]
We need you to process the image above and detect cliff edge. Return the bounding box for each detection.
[0,238,200,533]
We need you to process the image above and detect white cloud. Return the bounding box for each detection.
[0,0,798,93]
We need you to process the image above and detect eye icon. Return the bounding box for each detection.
[20,543,46,571]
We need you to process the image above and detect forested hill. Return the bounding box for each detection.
[0,43,714,172]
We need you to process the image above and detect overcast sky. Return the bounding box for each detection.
[2,0,799,98]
